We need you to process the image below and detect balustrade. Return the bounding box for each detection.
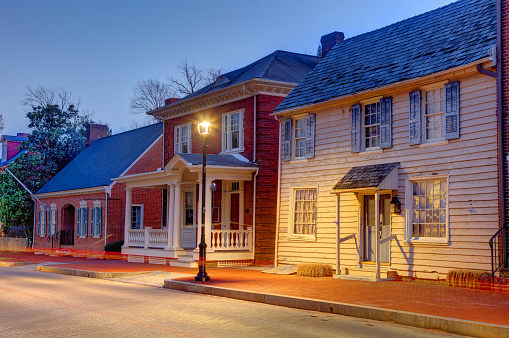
[210,230,251,251]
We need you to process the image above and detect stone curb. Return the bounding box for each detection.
[164,280,509,338]
[0,261,35,267]
[36,266,149,279]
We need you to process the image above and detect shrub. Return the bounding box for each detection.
[297,263,333,277]
[104,240,124,252]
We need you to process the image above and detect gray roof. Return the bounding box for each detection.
[37,123,162,194]
[178,153,258,167]
[333,162,399,190]
[168,51,320,104]
[275,0,496,112]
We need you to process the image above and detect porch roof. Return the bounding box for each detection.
[333,162,399,192]
[176,153,258,167]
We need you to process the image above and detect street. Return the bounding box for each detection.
[0,266,461,337]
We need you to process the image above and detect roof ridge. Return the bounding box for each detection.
[259,50,281,79]
[101,122,162,142]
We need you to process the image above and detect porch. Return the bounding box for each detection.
[115,153,258,266]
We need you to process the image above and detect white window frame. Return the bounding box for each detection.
[293,117,307,159]
[78,201,88,238]
[174,123,192,154]
[39,209,47,237]
[221,109,244,153]
[421,82,447,144]
[131,204,144,229]
[49,204,57,236]
[361,97,382,151]
[91,200,102,237]
[405,175,449,244]
[288,186,318,240]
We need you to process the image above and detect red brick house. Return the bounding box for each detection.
[117,50,325,266]
[33,123,163,254]
[0,133,29,173]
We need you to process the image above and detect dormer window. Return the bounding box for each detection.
[214,75,230,87]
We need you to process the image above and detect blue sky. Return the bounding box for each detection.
[0,0,456,136]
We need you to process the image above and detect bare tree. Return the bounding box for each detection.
[129,79,175,115]
[0,115,4,134]
[168,60,223,96]
[21,85,80,110]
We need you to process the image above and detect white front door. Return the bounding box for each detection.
[180,187,197,248]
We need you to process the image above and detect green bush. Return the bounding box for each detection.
[104,240,124,252]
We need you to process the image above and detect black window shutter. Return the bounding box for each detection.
[351,104,361,153]
[77,208,81,237]
[91,208,95,236]
[283,119,292,161]
[445,81,460,140]
[380,97,392,149]
[55,210,58,235]
[84,208,88,237]
[409,90,422,145]
[305,114,316,158]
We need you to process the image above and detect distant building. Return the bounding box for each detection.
[0,133,29,173]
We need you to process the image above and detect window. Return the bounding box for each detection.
[38,209,46,236]
[424,88,445,141]
[131,205,143,229]
[351,97,392,153]
[90,206,102,237]
[184,191,194,226]
[283,114,316,161]
[222,110,244,153]
[49,209,57,236]
[363,101,381,149]
[406,177,448,241]
[289,187,317,238]
[409,81,459,145]
[174,123,191,154]
[1,143,6,162]
[77,207,88,237]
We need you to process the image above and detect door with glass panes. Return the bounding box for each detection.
[180,187,197,248]
[364,195,391,263]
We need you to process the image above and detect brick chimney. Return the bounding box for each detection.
[164,98,180,106]
[320,31,344,58]
[86,124,108,147]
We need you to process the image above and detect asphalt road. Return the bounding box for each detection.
[0,266,462,337]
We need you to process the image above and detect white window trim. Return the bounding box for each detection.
[183,186,197,227]
[131,204,144,229]
[50,207,57,236]
[174,123,192,154]
[360,96,382,152]
[420,82,448,144]
[39,208,47,237]
[287,185,318,241]
[92,201,102,238]
[404,174,450,244]
[291,113,309,160]
[221,109,245,154]
[78,201,88,238]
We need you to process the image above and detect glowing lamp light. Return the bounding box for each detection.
[390,195,402,215]
[198,112,211,136]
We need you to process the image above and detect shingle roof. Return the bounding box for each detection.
[333,162,399,190]
[275,0,496,112]
[178,153,258,167]
[168,51,320,104]
[37,123,162,194]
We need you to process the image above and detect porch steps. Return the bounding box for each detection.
[338,266,397,280]
[170,254,198,268]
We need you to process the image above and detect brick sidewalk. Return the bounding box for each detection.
[1,251,508,328]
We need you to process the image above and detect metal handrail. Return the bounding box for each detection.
[489,226,508,277]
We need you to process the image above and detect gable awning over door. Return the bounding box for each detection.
[332,162,399,194]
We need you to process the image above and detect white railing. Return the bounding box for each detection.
[127,229,145,247]
[127,228,168,249]
[147,229,168,248]
[211,230,252,251]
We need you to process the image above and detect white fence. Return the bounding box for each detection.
[210,230,251,251]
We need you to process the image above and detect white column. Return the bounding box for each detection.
[205,179,213,250]
[124,187,133,245]
[375,190,381,280]
[172,183,182,250]
[165,185,174,250]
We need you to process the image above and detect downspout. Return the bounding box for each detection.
[252,169,259,261]
[274,116,283,266]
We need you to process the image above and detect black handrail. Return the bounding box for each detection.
[489,226,508,277]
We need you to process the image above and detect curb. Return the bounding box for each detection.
[0,261,36,267]
[164,280,509,338]
[36,266,149,279]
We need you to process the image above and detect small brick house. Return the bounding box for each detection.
[117,50,325,266]
[33,123,163,253]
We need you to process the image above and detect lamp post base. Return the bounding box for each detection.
[194,234,210,281]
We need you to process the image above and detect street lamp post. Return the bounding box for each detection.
[195,112,211,282]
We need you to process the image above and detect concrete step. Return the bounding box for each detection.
[178,256,195,262]
[170,261,198,268]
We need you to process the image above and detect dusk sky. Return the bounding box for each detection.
[1,0,456,136]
